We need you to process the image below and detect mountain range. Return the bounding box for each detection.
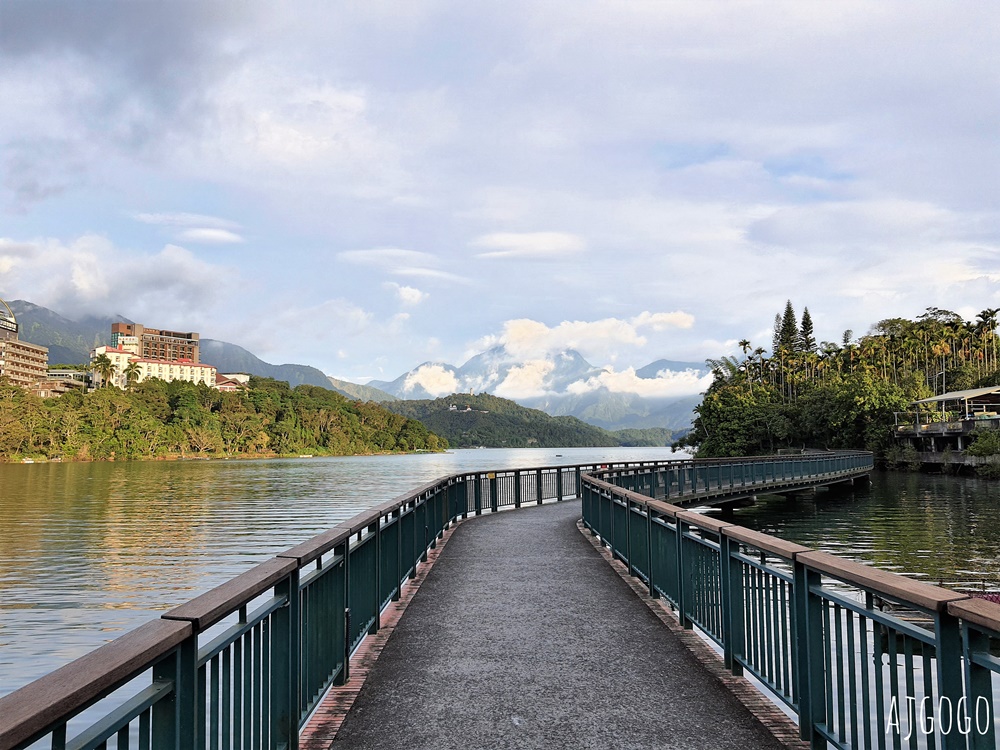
[368,347,708,431]
[7,300,707,432]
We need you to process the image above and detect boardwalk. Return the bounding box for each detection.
[329,500,789,750]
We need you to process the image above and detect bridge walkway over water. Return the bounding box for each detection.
[327,499,788,750]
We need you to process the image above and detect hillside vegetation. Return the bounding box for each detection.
[677,303,1000,460]
[0,376,445,461]
[385,393,673,448]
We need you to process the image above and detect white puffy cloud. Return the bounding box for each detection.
[494,360,556,400]
[472,231,585,259]
[384,282,428,306]
[0,235,228,320]
[566,367,713,399]
[476,312,697,362]
[403,364,459,397]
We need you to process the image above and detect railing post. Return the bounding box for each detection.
[372,520,381,633]
[964,625,998,750]
[334,540,351,686]
[646,507,658,599]
[935,610,968,750]
[394,509,402,599]
[536,470,544,505]
[625,496,634,576]
[556,469,564,501]
[151,632,198,749]
[721,533,743,675]
[514,470,522,508]
[677,518,692,629]
[271,570,300,749]
[489,473,498,512]
[575,467,582,499]
[461,476,469,520]
[794,561,825,748]
[474,473,483,516]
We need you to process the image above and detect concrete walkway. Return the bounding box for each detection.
[331,500,789,750]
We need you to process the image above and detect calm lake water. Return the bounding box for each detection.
[1,449,998,700]
[0,447,672,698]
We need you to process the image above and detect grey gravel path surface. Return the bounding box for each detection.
[332,499,787,750]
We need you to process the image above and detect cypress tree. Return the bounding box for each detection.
[779,300,798,352]
[799,307,817,353]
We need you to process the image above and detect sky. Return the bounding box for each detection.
[1,1,998,387]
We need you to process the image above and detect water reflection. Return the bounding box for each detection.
[0,447,674,696]
[2,453,998,700]
[726,472,1000,588]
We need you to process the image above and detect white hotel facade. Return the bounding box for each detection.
[91,344,217,389]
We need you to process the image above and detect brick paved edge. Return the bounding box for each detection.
[299,522,460,750]
[577,520,810,750]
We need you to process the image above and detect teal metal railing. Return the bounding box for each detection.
[3,452,996,750]
[583,452,1000,750]
[0,459,658,750]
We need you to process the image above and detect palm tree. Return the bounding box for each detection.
[123,360,142,390]
[92,353,117,389]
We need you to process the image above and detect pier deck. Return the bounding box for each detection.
[326,500,788,749]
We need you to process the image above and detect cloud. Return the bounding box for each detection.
[403,364,459,397]
[472,231,585,259]
[135,212,241,229]
[177,228,244,244]
[339,247,470,284]
[0,234,230,320]
[566,367,713,399]
[338,248,436,268]
[494,360,556,400]
[476,312,697,362]
[384,282,428,306]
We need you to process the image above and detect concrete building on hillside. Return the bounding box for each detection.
[91,345,217,389]
[111,322,200,363]
[0,297,49,389]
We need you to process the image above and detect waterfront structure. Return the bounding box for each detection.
[0,297,48,389]
[893,386,1000,461]
[90,345,217,389]
[110,322,199,363]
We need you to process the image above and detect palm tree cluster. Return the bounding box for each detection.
[686,303,1000,458]
[711,303,1000,403]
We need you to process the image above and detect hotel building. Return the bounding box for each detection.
[110,323,199,363]
[0,298,49,388]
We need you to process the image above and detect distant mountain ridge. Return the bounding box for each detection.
[6,300,361,394]
[366,346,708,431]
[385,393,674,449]
[8,299,705,432]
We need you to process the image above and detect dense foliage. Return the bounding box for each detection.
[385,393,674,449]
[677,304,1000,459]
[0,376,445,461]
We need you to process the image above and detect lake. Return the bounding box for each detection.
[1,448,998,700]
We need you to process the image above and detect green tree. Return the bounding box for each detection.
[799,307,816,353]
[123,360,142,390]
[92,353,117,388]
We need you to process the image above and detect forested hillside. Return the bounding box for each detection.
[386,393,673,448]
[678,304,1000,459]
[0,377,445,461]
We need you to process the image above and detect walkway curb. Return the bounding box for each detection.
[577,520,809,750]
[299,522,460,749]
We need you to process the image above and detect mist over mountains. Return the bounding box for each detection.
[8,300,707,432]
[368,346,709,431]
